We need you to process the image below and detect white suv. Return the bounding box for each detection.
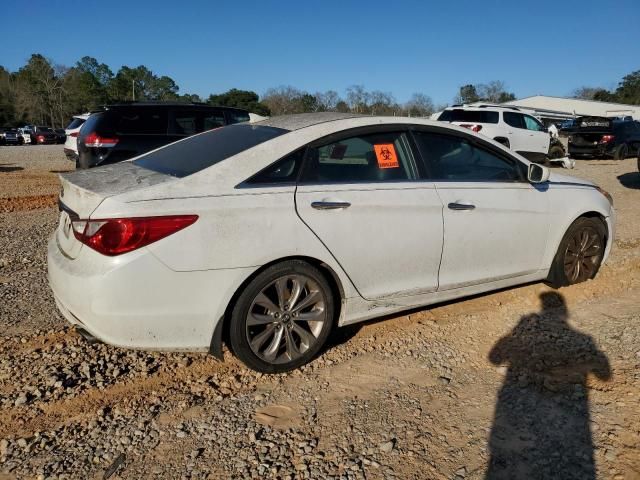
[437,105,551,163]
[64,113,90,162]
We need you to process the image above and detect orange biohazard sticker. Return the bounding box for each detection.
[373,144,399,169]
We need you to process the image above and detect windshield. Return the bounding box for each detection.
[133,124,288,177]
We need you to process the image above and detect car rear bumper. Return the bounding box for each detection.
[568,144,614,157]
[47,234,255,351]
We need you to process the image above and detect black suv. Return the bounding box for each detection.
[568,117,640,159]
[76,102,251,169]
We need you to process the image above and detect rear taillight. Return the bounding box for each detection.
[70,132,79,138]
[460,124,483,133]
[37,135,45,141]
[599,134,615,143]
[72,215,198,256]
[84,132,119,148]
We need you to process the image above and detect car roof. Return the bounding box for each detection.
[255,112,364,131]
[105,102,248,112]
[444,104,521,112]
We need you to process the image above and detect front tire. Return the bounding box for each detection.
[229,260,335,373]
[547,217,606,288]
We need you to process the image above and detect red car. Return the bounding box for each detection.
[31,126,57,145]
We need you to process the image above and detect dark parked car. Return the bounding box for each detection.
[31,126,58,145]
[0,127,19,145]
[54,129,66,144]
[76,102,251,169]
[568,117,640,159]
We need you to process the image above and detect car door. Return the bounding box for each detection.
[412,129,550,291]
[523,114,552,161]
[295,128,444,300]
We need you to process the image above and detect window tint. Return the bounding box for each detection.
[66,118,85,130]
[245,149,305,185]
[301,131,416,183]
[228,110,250,124]
[115,108,168,134]
[171,111,198,135]
[413,131,522,182]
[503,112,525,129]
[203,110,226,130]
[438,109,498,123]
[133,124,287,177]
[523,115,545,132]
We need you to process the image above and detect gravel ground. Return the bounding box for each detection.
[0,145,639,479]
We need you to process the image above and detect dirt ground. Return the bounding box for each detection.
[0,145,639,480]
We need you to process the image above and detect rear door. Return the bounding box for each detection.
[295,127,444,300]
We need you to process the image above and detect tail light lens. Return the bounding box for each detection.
[84,132,119,148]
[599,134,615,143]
[37,135,45,141]
[460,124,483,133]
[72,215,198,256]
[70,132,79,138]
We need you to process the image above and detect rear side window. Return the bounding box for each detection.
[244,149,305,185]
[66,118,85,130]
[115,108,168,135]
[228,110,250,124]
[503,112,525,129]
[300,131,417,183]
[133,124,288,177]
[438,110,498,123]
[413,131,522,182]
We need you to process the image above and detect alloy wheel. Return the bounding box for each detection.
[245,274,327,364]
[563,226,603,283]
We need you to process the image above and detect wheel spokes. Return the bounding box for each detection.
[246,274,327,365]
[250,324,276,351]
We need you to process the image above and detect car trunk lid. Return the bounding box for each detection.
[56,162,174,259]
[569,116,613,146]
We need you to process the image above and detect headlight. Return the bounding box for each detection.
[595,186,613,207]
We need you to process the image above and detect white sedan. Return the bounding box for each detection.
[48,113,615,373]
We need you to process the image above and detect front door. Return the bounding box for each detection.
[295,128,444,300]
[412,130,550,290]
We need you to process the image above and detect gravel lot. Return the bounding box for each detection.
[1,145,639,479]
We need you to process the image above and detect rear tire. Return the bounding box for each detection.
[613,143,628,160]
[547,217,606,288]
[229,260,335,373]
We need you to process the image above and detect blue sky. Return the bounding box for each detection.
[2,0,639,105]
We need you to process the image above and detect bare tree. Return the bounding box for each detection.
[404,93,434,117]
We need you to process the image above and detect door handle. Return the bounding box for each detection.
[448,202,475,211]
[311,201,351,210]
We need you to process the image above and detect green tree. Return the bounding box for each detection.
[613,70,640,105]
[208,88,270,115]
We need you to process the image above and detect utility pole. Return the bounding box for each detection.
[132,80,135,101]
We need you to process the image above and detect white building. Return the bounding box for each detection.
[503,95,640,120]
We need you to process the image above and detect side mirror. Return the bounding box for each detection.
[528,163,550,183]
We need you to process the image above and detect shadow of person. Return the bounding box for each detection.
[486,292,611,480]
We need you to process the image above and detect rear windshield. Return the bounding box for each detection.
[38,127,53,132]
[66,118,86,130]
[438,109,499,124]
[133,124,288,177]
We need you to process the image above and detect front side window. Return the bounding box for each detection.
[524,115,545,132]
[503,112,525,129]
[301,131,417,183]
[413,131,522,182]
